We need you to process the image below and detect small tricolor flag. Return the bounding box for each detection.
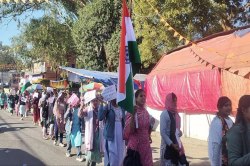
[21,81,32,93]
[117,0,141,114]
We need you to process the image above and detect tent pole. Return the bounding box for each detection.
[81,81,83,97]
[206,114,210,126]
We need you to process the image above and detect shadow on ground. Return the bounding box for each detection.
[0,148,45,166]
[0,126,36,133]
[0,123,24,126]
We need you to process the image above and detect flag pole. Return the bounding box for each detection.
[129,0,133,18]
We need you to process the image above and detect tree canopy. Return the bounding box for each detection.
[132,0,250,67]
[12,15,76,68]
[72,0,121,71]
[0,0,249,72]
[0,45,15,64]
[0,43,23,71]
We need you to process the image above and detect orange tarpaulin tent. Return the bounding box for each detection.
[146,25,250,115]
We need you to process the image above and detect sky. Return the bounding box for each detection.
[0,10,45,46]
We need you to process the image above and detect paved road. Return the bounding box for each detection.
[150,130,210,166]
[0,110,210,166]
[0,110,88,166]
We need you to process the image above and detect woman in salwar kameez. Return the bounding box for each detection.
[40,93,50,139]
[123,89,153,166]
[160,93,189,166]
[24,90,31,117]
[53,92,66,147]
[32,95,40,125]
[0,90,7,110]
[80,98,102,166]
[47,92,55,139]
[8,90,16,115]
[98,99,126,166]
[65,100,84,162]
[15,93,20,116]
[19,94,27,120]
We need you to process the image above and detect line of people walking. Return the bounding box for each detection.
[1,87,191,166]
[3,86,250,166]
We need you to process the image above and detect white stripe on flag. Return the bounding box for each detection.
[125,17,136,42]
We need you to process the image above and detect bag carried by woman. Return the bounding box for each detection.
[123,148,142,166]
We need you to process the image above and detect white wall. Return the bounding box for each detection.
[147,107,235,141]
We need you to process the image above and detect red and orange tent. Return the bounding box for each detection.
[146,25,250,115]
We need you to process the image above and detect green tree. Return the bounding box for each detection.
[0,43,23,70]
[0,46,15,65]
[105,29,120,72]
[12,15,76,68]
[0,0,85,20]
[1,0,249,71]
[132,0,250,68]
[11,36,36,69]
[72,0,121,71]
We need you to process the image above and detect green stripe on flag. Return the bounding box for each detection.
[118,72,134,114]
[128,41,141,75]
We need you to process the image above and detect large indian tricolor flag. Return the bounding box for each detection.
[117,0,141,114]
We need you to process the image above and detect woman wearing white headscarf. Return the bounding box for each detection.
[64,94,84,162]
[47,92,56,139]
[40,93,50,139]
[19,93,27,120]
[39,92,46,123]
[160,93,188,166]
[79,97,103,166]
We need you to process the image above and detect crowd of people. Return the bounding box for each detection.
[208,95,250,166]
[1,87,250,166]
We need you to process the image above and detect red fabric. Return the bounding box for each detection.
[145,69,221,113]
[146,27,250,115]
[118,0,128,94]
[123,107,153,166]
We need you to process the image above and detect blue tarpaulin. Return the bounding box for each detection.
[59,66,117,86]
[60,66,146,89]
